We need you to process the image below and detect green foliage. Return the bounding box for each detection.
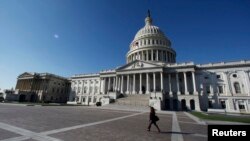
[191,112,250,123]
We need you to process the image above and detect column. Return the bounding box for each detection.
[139,73,142,94]
[161,51,163,61]
[118,76,120,91]
[223,72,232,96]
[121,75,124,93]
[115,76,118,91]
[113,77,115,91]
[192,71,198,94]
[146,73,149,94]
[183,72,189,94]
[153,72,156,92]
[160,72,163,91]
[151,50,153,61]
[156,50,159,61]
[168,74,172,94]
[132,74,136,94]
[93,80,96,95]
[226,99,230,112]
[146,50,149,61]
[99,79,102,94]
[176,73,181,95]
[244,71,250,95]
[108,77,111,92]
[88,80,90,94]
[81,80,84,95]
[126,75,130,94]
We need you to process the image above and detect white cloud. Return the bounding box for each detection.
[54,34,59,39]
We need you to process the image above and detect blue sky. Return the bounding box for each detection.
[0,0,250,89]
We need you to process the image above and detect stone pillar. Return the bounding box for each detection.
[176,73,181,95]
[88,80,90,94]
[115,76,118,91]
[146,50,149,61]
[151,50,153,61]
[244,71,250,96]
[104,78,106,94]
[133,74,136,94]
[92,80,95,95]
[168,74,172,94]
[121,75,124,93]
[183,72,189,94]
[126,75,130,94]
[153,72,156,92]
[146,73,149,94]
[160,72,163,91]
[223,72,232,96]
[139,73,142,94]
[81,80,84,95]
[226,99,230,112]
[161,51,163,61]
[118,76,120,91]
[99,79,102,94]
[192,71,198,95]
[113,77,115,91]
[156,50,159,61]
[108,77,111,92]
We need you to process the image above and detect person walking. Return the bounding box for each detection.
[147,107,161,132]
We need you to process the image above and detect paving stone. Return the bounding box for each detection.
[50,113,172,141]
[0,128,20,140]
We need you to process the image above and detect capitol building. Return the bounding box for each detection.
[68,11,250,113]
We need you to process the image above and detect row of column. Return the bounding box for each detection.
[16,79,33,90]
[102,71,198,95]
[75,80,99,95]
[127,49,175,63]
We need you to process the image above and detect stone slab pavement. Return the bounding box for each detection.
[0,104,208,141]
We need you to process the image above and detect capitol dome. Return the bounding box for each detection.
[126,11,176,64]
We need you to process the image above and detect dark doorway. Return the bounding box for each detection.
[142,86,146,94]
[19,94,26,102]
[190,99,195,110]
[30,94,36,102]
[165,99,170,110]
[181,99,187,111]
[173,99,178,111]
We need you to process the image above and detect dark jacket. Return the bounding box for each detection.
[150,112,158,122]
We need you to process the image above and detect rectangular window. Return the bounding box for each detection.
[218,86,223,93]
[221,101,226,109]
[216,75,221,79]
[206,86,210,94]
[239,104,245,109]
[208,100,213,108]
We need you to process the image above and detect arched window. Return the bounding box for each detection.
[234,82,241,94]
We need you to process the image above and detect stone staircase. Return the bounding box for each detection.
[114,94,150,106]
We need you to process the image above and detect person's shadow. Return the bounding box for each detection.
[150,131,193,135]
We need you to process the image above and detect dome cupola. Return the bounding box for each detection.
[126,10,176,64]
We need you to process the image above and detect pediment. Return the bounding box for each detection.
[117,60,163,71]
[18,72,34,78]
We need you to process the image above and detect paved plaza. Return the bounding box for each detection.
[0,104,207,141]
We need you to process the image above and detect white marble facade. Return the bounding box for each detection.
[68,12,250,113]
